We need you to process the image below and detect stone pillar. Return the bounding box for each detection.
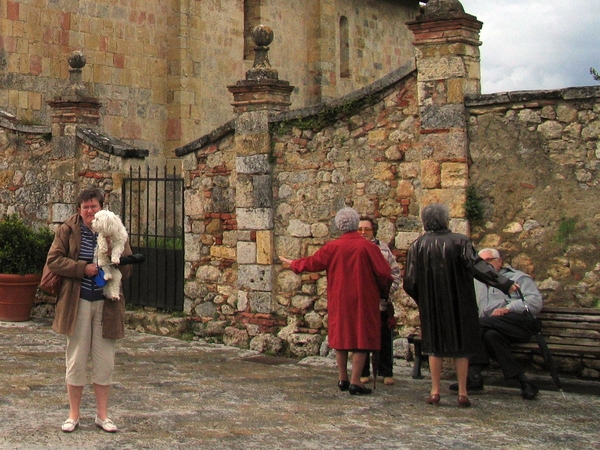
[46,51,102,224]
[228,26,294,322]
[407,0,482,232]
[47,51,102,137]
[228,26,295,114]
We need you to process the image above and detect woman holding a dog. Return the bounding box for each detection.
[46,186,132,433]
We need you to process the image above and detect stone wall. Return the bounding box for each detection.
[176,63,431,355]
[176,68,600,362]
[467,87,600,308]
[0,112,147,229]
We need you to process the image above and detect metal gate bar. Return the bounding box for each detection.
[121,166,184,310]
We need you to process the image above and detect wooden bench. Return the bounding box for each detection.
[406,306,600,381]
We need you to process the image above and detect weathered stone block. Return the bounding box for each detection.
[236,208,273,229]
[441,162,467,188]
[223,326,249,349]
[238,265,273,291]
[278,270,302,293]
[236,110,270,134]
[235,178,253,208]
[309,222,328,238]
[421,189,465,217]
[275,236,302,259]
[185,190,205,219]
[237,241,256,264]
[253,174,272,208]
[250,334,284,354]
[235,134,269,156]
[421,132,467,162]
[420,160,440,188]
[304,311,323,329]
[538,120,563,140]
[291,295,315,311]
[195,301,217,317]
[286,333,322,358]
[196,264,221,282]
[248,291,273,313]
[236,154,271,174]
[51,203,75,223]
[395,231,421,250]
[446,78,464,103]
[418,56,466,82]
[185,233,201,261]
[237,290,248,311]
[396,180,415,198]
[420,104,466,129]
[288,219,311,237]
[256,230,273,264]
[210,245,236,260]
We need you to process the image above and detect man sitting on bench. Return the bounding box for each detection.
[450,248,544,400]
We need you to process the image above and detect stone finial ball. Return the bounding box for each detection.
[69,50,86,69]
[251,25,274,47]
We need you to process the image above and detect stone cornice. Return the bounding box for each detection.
[466,85,600,109]
[0,110,51,134]
[76,126,149,159]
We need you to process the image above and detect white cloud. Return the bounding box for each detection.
[459,0,600,93]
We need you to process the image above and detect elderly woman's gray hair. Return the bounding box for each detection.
[335,207,360,233]
[421,203,450,232]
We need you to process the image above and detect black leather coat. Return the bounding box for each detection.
[403,230,513,357]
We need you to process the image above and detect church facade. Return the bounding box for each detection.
[0,0,422,164]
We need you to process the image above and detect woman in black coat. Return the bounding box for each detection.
[403,203,517,407]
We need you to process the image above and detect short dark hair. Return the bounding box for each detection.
[359,215,378,236]
[421,203,449,232]
[76,186,104,209]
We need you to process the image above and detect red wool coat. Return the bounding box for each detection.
[291,232,393,351]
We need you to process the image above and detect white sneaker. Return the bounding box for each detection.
[61,418,79,432]
[95,416,118,432]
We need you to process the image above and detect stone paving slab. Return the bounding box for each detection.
[1,319,599,450]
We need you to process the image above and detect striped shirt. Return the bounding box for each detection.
[79,223,105,301]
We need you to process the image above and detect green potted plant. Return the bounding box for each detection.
[0,214,54,321]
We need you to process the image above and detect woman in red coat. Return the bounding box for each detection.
[280,207,393,395]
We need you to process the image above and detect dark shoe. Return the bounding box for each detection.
[520,381,539,400]
[458,395,471,408]
[348,384,372,395]
[426,393,440,406]
[449,378,484,392]
[338,380,350,391]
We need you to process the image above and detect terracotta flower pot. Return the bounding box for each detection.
[0,273,42,322]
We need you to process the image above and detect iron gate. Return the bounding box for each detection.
[121,166,185,310]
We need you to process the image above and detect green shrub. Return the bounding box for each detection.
[465,185,485,225]
[0,215,54,274]
[556,217,577,245]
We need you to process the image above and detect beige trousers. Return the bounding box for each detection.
[65,299,116,386]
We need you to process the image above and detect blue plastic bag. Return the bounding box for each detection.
[93,268,107,287]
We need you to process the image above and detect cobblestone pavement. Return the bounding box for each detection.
[1,319,599,450]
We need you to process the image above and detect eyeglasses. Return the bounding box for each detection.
[80,205,101,212]
[357,227,373,232]
[483,257,498,262]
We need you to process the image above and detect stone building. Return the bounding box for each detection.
[0,0,422,165]
[1,0,599,377]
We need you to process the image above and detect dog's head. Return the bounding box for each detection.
[91,210,118,234]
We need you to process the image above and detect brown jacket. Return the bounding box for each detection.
[48,213,132,338]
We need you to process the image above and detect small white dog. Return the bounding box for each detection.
[91,209,128,300]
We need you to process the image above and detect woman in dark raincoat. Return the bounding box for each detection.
[403,203,516,407]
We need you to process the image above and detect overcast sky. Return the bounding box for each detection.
[458,0,600,94]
